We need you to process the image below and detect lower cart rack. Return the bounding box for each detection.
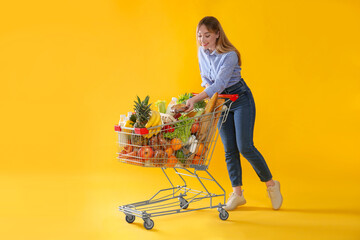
[119,167,229,230]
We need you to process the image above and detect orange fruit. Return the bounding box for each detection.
[192,155,200,165]
[192,155,204,165]
[171,138,182,151]
[165,147,173,157]
[166,155,178,167]
[196,143,205,156]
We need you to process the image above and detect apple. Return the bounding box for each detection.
[138,146,154,159]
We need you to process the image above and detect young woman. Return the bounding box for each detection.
[185,16,283,210]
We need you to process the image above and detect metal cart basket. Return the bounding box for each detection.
[114,94,238,230]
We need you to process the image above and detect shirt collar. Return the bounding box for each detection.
[202,47,218,56]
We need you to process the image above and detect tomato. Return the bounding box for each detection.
[162,125,175,133]
[191,122,200,134]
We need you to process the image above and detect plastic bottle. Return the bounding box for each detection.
[119,114,127,126]
[127,112,133,121]
[118,114,128,148]
[166,97,178,115]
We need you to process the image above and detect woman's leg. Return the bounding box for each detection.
[218,112,247,210]
[218,111,243,189]
[233,91,273,182]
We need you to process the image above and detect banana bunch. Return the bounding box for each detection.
[145,110,162,138]
[124,120,134,133]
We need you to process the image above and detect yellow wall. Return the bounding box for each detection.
[1,0,359,239]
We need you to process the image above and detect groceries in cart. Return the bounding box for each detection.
[115,92,229,168]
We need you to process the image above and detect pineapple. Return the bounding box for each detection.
[131,95,151,146]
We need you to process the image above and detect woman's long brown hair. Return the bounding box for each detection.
[196,16,241,66]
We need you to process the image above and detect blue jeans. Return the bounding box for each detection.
[217,79,272,187]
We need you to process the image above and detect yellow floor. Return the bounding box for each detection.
[2,167,360,240]
[1,0,359,239]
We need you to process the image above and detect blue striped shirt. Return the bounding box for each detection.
[198,46,242,98]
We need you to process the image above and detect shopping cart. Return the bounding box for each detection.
[114,94,238,230]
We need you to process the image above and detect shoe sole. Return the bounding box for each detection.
[224,199,246,211]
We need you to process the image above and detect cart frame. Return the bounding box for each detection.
[115,94,238,230]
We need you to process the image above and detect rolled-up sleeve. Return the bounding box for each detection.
[204,52,238,98]
[200,73,212,88]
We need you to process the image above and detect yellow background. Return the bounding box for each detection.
[1,0,359,239]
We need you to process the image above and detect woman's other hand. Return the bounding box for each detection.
[185,91,209,112]
[185,98,195,112]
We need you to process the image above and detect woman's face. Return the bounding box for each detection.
[197,24,219,51]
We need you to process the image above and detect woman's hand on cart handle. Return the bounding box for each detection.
[185,91,209,112]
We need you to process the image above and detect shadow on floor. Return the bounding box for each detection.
[232,206,360,216]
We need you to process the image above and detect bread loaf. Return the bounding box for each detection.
[198,93,218,141]
[207,98,226,141]
[204,92,218,114]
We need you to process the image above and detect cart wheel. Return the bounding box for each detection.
[125,215,135,223]
[219,210,229,220]
[143,219,154,230]
[180,199,189,209]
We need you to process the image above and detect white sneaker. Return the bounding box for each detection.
[267,180,283,210]
[224,190,246,211]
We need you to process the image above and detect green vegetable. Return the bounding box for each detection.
[177,93,192,104]
[129,113,137,122]
[164,115,194,143]
[194,109,205,117]
[177,93,206,111]
[176,150,186,163]
[155,100,167,114]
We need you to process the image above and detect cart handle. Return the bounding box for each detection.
[191,93,239,102]
[114,125,150,134]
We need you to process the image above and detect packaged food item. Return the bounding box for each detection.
[166,97,178,115]
[170,104,188,113]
